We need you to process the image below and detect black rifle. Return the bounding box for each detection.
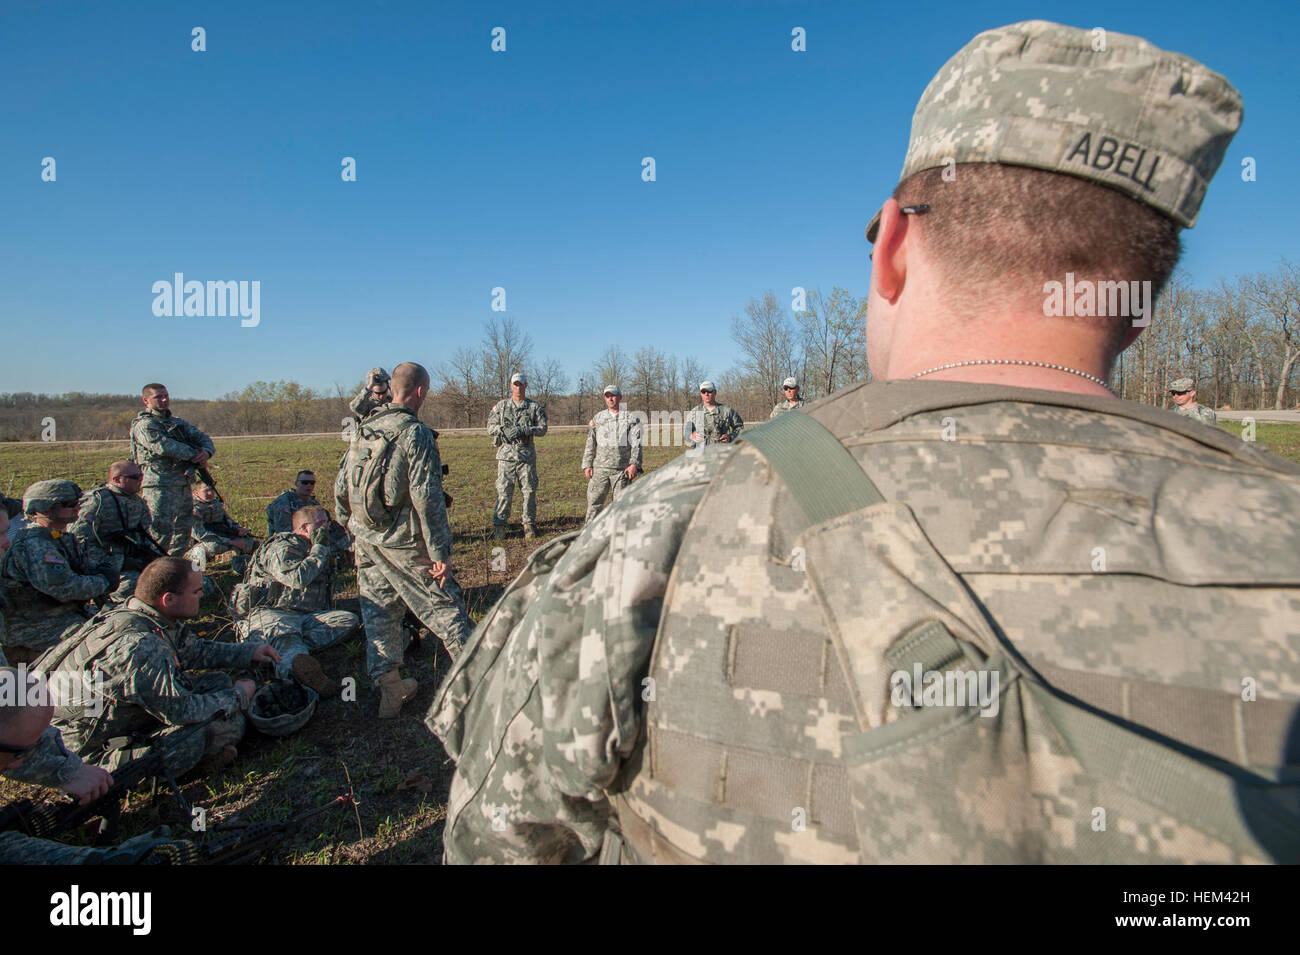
[162,793,355,865]
[196,466,223,504]
[0,716,216,843]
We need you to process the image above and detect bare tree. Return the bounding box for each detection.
[730,290,799,409]
[629,345,668,415]
[482,316,533,398]
[526,357,567,410]
[590,345,629,394]
[1243,260,1300,409]
[799,287,868,398]
[439,346,488,427]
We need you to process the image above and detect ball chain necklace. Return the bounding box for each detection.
[909,359,1115,395]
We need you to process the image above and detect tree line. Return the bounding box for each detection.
[1,261,1294,442]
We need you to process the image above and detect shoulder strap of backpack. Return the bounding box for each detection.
[740,410,884,523]
[740,410,1300,862]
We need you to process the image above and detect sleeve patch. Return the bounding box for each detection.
[44,554,67,564]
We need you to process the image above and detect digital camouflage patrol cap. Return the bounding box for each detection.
[23,480,83,516]
[866,20,1243,241]
[1169,377,1195,391]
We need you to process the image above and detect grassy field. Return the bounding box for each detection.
[0,430,685,864]
[2,421,1298,864]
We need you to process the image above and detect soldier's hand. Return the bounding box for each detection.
[94,563,121,593]
[624,465,638,480]
[443,491,453,510]
[61,764,114,805]
[428,560,451,587]
[236,537,256,554]
[310,524,330,549]
[250,643,281,665]
[584,467,594,479]
[717,434,732,443]
[235,678,258,700]
[193,450,211,467]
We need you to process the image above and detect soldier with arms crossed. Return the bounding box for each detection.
[430,21,1300,864]
[130,382,216,556]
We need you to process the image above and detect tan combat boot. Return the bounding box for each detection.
[292,653,340,698]
[493,525,506,541]
[377,670,418,719]
[523,524,536,539]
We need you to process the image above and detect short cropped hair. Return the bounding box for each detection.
[136,556,194,606]
[142,383,166,396]
[894,164,1182,342]
[292,505,327,530]
[391,362,430,395]
[295,470,315,481]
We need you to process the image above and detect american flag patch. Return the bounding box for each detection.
[44,554,66,564]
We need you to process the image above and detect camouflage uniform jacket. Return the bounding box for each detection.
[770,398,806,418]
[130,409,214,487]
[266,490,319,536]
[488,398,549,463]
[685,402,744,446]
[241,532,334,614]
[335,404,454,563]
[430,380,1300,864]
[70,484,153,568]
[48,597,255,761]
[0,525,107,633]
[1175,402,1219,426]
[348,389,389,422]
[192,497,245,546]
[582,409,644,471]
[0,644,85,788]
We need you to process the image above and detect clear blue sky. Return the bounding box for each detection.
[2,0,1297,399]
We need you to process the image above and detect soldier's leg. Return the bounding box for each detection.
[301,610,361,655]
[585,471,613,523]
[493,461,514,528]
[114,567,140,602]
[521,460,539,529]
[170,486,195,558]
[140,486,172,553]
[242,608,308,681]
[354,546,409,683]
[374,550,473,661]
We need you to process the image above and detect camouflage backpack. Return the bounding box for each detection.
[342,411,420,533]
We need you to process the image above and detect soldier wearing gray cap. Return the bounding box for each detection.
[0,481,114,661]
[349,366,392,422]
[432,22,1300,865]
[685,380,744,448]
[1169,376,1218,425]
[770,377,806,418]
[582,385,643,523]
[488,372,549,539]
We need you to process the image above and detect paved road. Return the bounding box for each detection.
[1214,410,1300,423]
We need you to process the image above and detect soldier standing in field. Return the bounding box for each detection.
[0,481,114,662]
[770,377,806,418]
[685,380,743,447]
[234,505,358,699]
[69,461,158,602]
[336,362,473,718]
[1168,376,1219,425]
[431,21,1300,865]
[488,372,549,540]
[129,382,215,556]
[582,385,642,524]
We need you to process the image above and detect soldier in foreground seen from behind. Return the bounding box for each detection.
[130,382,216,556]
[488,372,549,539]
[337,362,473,718]
[430,21,1300,864]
